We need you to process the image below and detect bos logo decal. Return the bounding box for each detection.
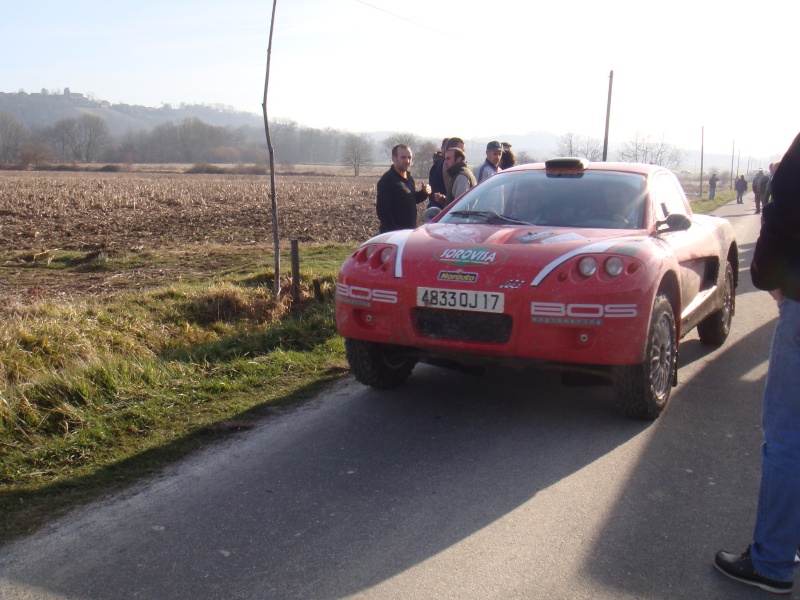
[531,303,638,318]
[437,270,478,283]
[436,247,507,267]
[337,284,398,306]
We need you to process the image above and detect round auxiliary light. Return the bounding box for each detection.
[605,256,624,277]
[578,256,597,277]
[364,245,378,260]
[379,246,393,263]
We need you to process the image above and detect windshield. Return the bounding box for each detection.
[439,170,648,229]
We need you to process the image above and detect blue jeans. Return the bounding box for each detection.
[752,297,800,581]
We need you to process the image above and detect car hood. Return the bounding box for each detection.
[368,224,652,286]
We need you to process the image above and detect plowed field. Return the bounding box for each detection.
[0,169,413,302]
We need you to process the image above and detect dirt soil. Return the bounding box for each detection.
[0,170,400,303]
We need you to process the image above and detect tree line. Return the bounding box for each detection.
[0,112,375,169]
[0,109,687,174]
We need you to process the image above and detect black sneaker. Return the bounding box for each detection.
[714,546,792,594]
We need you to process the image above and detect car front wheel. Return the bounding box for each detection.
[612,295,677,420]
[697,261,735,346]
[345,338,417,389]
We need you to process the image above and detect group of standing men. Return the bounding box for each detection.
[728,164,781,211]
[376,137,515,234]
[753,163,780,214]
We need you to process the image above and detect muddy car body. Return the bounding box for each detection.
[336,158,738,419]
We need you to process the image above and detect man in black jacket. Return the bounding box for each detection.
[376,144,431,234]
[714,132,800,595]
[753,168,769,214]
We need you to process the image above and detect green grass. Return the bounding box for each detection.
[1,193,731,544]
[689,188,738,214]
[0,243,355,542]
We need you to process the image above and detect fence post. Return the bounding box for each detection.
[290,239,300,305]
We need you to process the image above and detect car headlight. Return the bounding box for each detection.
[604,256,624,277]
[578,257,597,277]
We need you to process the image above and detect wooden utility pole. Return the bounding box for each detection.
[262,0,281,297]
[602,70,613,162]
[700,126,705,198]
[730,140,735,190]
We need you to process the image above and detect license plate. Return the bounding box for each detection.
[417,287,505,313]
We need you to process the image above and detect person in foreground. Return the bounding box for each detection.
[376,144,431,234]
[714,132,800,595]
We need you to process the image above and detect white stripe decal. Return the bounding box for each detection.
[531,237,641,287]
[386,230,413,278]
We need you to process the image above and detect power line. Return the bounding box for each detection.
[353,0,453,39]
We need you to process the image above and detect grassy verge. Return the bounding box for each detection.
[689,188,738,214]
[0,192,728,544]
[0,243,355,543]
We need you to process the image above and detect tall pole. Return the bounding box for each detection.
[730,139,735,190]
[700,126,705,198]
[602,70,613,162]
[262,0,280,297]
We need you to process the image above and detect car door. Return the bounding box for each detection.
[651,172,720,322]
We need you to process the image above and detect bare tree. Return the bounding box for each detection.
[341,133,373,176]
[0,111,25,163]
[50,118,81,162]
[413,139,439,180]
[556,132,602,161]
[381,132,421,160]
[77,114,110,163]
[177,117,205,162]
[578,136,603,161]
[617,131,686,171]
[19,126,49,168]
[516,150,536,165]
[556,132,579,157]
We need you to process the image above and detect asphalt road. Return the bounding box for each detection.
[0,192,786,600]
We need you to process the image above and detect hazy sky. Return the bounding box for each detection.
[3,0,798,159]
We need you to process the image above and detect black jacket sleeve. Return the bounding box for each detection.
[751,132,800,299]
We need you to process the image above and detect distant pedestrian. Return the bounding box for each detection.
[376,144,431,234]
[708,173,719,200]
[714,132,800,596]
[476,141,503,183]
[500,142,516,170]
[753,168,769,214]
[735,175,747,203]
[443,147,476,204]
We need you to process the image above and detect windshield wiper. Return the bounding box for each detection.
[448,210,530,225]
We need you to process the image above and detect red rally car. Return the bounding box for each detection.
[336,158,738,419]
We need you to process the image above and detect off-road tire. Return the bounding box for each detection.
[612,295,677,420]
[697,261,735,346]
[345,338,417,389]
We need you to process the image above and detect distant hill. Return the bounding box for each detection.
[1,89,764,173]
[0,89,263,137]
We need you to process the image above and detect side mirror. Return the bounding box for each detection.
[656,213,691,232]
[423,207,442,223]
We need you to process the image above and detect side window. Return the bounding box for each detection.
[653,174,688,219]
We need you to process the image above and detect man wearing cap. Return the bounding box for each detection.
[476,141,504,183]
